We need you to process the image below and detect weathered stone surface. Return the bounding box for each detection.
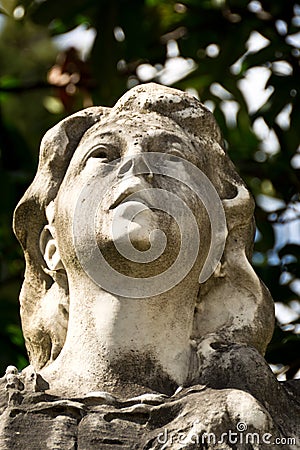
[0,368,299,449]
[1,83,299,448]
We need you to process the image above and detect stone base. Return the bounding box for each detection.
[0,381,299,450]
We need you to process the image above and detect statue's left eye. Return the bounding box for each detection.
[167,149,184,162]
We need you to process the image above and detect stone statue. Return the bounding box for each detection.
[0,83,299,449]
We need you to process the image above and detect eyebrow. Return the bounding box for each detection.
[142,131,190,151]
[79,127,189,158]
[78,131,122,156]
[81,130,119,145]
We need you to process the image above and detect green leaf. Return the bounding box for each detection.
[0,0,17,16]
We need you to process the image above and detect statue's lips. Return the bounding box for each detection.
[110,197,153,211]
[109,187,153,210]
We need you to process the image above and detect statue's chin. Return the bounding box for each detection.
[93,203,179,278]
[109,201,165,251]
[125,226,152,252]
[118,204,155,247]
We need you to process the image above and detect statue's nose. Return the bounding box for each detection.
[117,153,153,180]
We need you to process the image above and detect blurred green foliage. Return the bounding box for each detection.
[0,0,299,379]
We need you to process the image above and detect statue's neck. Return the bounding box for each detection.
[39,275,199,398]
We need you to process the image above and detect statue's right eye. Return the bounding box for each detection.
[88,145,109,161]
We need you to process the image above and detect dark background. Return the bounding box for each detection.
[0,0,299,379]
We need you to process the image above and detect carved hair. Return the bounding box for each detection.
[13,83,274,370]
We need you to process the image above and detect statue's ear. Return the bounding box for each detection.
[40,225,64,272]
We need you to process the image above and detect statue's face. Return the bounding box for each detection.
[55,112,211,280]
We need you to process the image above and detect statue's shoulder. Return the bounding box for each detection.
[0,365,80,449]
[0,376,8,416]
[0,365,49,416]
